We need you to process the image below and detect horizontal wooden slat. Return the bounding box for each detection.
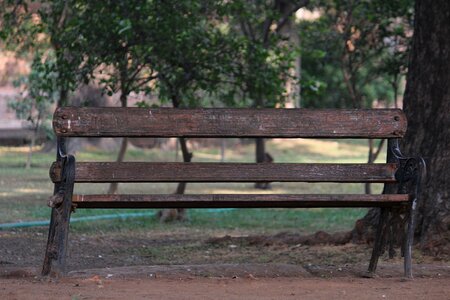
[53,107,407,138]
[50,162,398,183]
[72,194,410,208]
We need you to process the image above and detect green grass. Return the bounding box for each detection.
[0,138,386,234]
[63,207,366,235]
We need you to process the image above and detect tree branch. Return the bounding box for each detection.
[275,0,309,33]
[262,18,273,45]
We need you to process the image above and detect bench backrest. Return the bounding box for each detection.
[50,107,406,186]
[53,107,406,138]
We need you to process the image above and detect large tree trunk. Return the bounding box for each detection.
[401,0,450,248]
[353,0,450,252]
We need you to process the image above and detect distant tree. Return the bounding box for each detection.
[148,1,243,221]
[69,0,159,194]
[8,55,57,168]
[299,1,413,109]
[1,1,91,107]
[299,0,413,193]
[226,0,308,188]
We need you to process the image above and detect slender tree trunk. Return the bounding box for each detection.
[108,91,128,194]
[26,131,36,169]
[286,20,301,108]
[158,95,191,222]
[365,139,385,194]
[220,139,226,162]
[354,0,450,252]
[296,33,302,108]
[365,139,374,194]
[175,137,193,195]
[107,137,128,194]
[392,74,399,109]
[255,138,265,164]
[57,88,69,107]
[254,138,270,189]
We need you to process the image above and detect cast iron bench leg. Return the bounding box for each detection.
[368,207,389,275]
[42,155,75,276]
[404,194,418,278]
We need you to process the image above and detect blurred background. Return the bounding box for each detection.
[2,0,438,271]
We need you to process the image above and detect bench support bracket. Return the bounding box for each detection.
[367,139,425,278]
[399,156,425,278]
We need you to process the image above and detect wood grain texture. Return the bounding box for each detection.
[72,194,410,208]
[50,162,398,183]
[53,107,407,138]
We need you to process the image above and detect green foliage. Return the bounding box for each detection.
[299,0,413,108]
[223,0,302,108]
[1,1,93,106]
[1,1,303,112]
[0,1,47,54]
[1,0,413,112]
[148,1,240,107]
[68,0,157,101]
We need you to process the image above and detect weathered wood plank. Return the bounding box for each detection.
[72,194,410,208]
[50,162,398,183]
[53,107,407,138]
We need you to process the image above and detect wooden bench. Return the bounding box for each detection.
[42,107,424,278]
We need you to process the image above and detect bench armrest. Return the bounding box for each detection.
[389,139,426,199]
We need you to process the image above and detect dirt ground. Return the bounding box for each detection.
[1,228,450,300]
[1,264,450,300]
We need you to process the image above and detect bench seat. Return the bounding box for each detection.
[72,193,410,209]
[50,162,399,183]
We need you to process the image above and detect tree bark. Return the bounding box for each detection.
[354,0,450,252]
